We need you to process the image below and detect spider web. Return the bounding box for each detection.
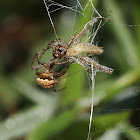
[43,0,140,140]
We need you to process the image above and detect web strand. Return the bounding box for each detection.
[43,0,59,40]
[87,64,96,140]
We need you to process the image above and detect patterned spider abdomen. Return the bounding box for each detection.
[37,73,57,88]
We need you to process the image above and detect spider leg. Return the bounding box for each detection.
[51,87,66,92]
[50,56,73,66]
[31,53,44,69]
[54,60,70,65]
[31,39,61,69]
[38,58,56,66]
[39,38,62,60]
[35,38,61,63]
[37,57,66,73]
[54,63,71,77]
[48,56,68,68]
[37,40,56,61]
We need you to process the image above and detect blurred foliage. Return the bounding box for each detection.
[0,0,140,140]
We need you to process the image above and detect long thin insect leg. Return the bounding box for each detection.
[79,55,113,74]
[67,12,111,47]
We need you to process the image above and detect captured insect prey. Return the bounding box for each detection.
[31,13,113,92]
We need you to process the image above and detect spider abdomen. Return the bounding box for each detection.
[37,74,57,88]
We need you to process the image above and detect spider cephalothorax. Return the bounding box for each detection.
[52,42,67,59]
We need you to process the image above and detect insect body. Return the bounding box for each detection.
[66,42,104,56]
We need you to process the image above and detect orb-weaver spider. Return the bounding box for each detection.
[31,39,72,92]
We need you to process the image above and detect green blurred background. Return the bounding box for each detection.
[0,0,140,140]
